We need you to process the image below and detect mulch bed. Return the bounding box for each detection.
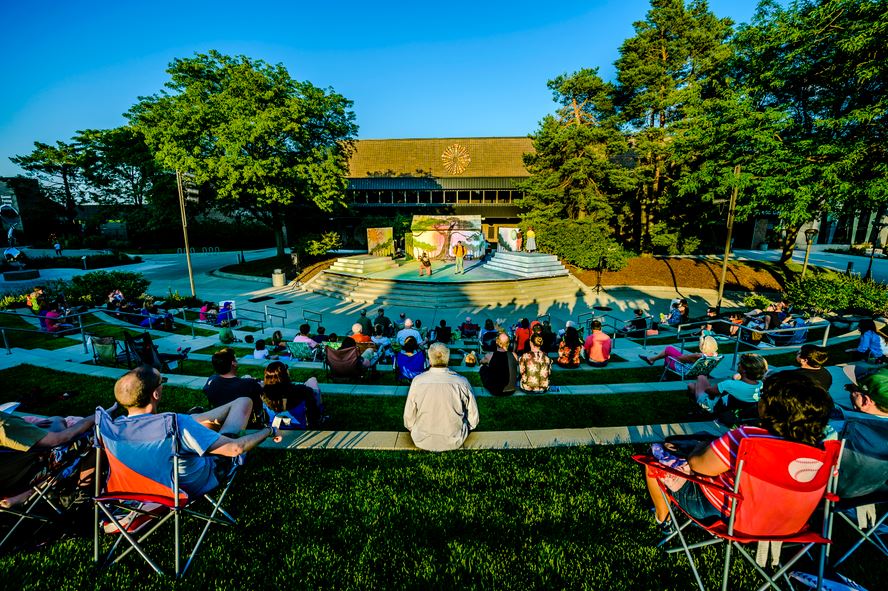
[570,257,786,292]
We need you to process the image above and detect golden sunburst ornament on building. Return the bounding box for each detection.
[441,143,471,175]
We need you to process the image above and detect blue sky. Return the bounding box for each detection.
[0,0,761,177]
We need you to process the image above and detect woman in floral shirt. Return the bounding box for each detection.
[556,326,582,368]
[519,334,553,392]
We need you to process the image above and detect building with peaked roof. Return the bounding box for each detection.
[345,137,533,242]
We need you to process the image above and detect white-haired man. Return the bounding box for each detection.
[396,318,422,346]
[403,343,479,452]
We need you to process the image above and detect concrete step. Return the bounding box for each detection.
[483,251,569,278]
[328,255,398,275]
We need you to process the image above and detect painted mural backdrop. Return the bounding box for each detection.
[498,227,520,252]
[366,227,394,257]
[411,215,484,260]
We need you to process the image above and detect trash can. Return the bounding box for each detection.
[271,268,285,287]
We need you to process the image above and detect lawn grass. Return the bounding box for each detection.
[79,313,215,338]
[0,312,79,350]
[1,366,691,431]
[1,445,882,590]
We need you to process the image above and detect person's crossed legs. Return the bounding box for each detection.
[193,397,253,436]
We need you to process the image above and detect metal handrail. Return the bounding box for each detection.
[236,308,267,333]
[264,305,287,328]
[303,309,322,328]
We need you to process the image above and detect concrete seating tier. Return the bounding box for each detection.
[327,254,398,275]
[301,273,584,308]
[483,251,569,278]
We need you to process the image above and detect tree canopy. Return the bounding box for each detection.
[127,50,358,254]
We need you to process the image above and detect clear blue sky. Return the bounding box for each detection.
[0,0,761,177]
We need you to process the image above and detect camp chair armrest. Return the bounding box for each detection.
[632,454,740,500]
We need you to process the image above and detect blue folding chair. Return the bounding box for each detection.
[93,408,238,577]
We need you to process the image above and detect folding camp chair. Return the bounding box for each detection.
[324,345,366,382]
[634,438,843,591]
[93,408,238,577]
[286,341,322,362]
[393,350,428,384]
[830,417,888,568]
[123,332,181,373]
[661,355,723,382]
[1,433,92,552]
[91,336,133,368]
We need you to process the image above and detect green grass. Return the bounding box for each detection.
[78,313,215,338]
[1,366,690,431]
[0,312,83,350]
[1,446,882,590]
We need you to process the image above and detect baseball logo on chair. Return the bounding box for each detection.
[787,458,824,483]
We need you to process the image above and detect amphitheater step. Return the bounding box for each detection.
[328,255,399,275]
[483,251,569,278]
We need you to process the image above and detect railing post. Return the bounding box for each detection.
[822,322,830,347]
[80,323,89,354]
[2,328,10,354]
[732,332,741,370]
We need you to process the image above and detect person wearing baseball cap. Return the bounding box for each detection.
[849,369,888,418]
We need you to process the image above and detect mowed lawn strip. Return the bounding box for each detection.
[1,446,882,590]
[0,312,78,350]
[2,366,690,431]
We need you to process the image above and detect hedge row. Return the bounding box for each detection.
[784,275,888,316]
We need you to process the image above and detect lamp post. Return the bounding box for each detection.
[175,170,196,297]
[864,221,888,281]
[801,228,819,278]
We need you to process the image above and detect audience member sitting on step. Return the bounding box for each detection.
[458,316,479,339]
[847,319,888,364]
[395,336,427,381]
[403,342,479,452]
[583,320,612,367]
[688,353,767,415]
[203,348,266,427]
[618,309,648,338]
[480,319,499,352]
[396,318,422,346]
[540,320,557,353]
[338,337,379,369]
[44,302,75,334]
[350,323,372,343]
[479,332,518,397]
[253,339,272,360]
[313,326,329,343]
[374,308,394,337]
[293,323,319,350]
[519,334,553,393]
[262,361,324,429]
[513,318,532,355]
[215,301,237,327]
[414,319,429,347]
[640,335,719,371]
[556,325,583,369]
[270,330,287,353]
[371,324,394,362]
[781,344,832,392]
[431,319,452,344]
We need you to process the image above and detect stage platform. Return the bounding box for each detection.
[301,254,585,308]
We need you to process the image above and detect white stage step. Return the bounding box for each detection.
[328,254,398,275]
[483,251,569,278]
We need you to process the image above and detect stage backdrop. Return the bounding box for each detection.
[411,215,484,260]
[498,227,520,251]
[366,227,394,257]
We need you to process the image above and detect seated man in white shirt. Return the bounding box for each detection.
[403,343,479,452]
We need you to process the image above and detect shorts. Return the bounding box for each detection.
[671,481,723,523]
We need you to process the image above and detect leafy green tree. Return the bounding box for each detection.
[9,141,83,225]
[677,0,888,262]
[614,0,733,252]
[128,51,358,255]
[520,68,633,267]
[74,126,172,208]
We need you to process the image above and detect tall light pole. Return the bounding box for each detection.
[176,170,197,297]
[864,221,887,281]
[801,227,819,278]
[716,165,741,311]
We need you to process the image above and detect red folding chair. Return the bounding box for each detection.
[634,438,843,591]
[92,407,239,577]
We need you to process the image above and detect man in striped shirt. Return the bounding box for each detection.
[645,372,833,529]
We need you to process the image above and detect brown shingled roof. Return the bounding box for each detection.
[347,137,534,179]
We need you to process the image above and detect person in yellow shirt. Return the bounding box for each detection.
[526,226,537,252]
[453,241,467,274]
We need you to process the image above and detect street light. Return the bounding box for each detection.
[716,165,741,311]
[801,228,818,279]
[864,220,888,281]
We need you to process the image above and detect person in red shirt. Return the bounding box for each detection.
[583,320,612,367]
[513,318,531,355]
[644,372,832,532]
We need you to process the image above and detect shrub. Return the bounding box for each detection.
[529,219,628,271]
[742,293,773,309]
[0,291,29,310]
[60,271,151,307]
[784,275,888,316]
[0,253,141,272]
[304,232,343,256]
